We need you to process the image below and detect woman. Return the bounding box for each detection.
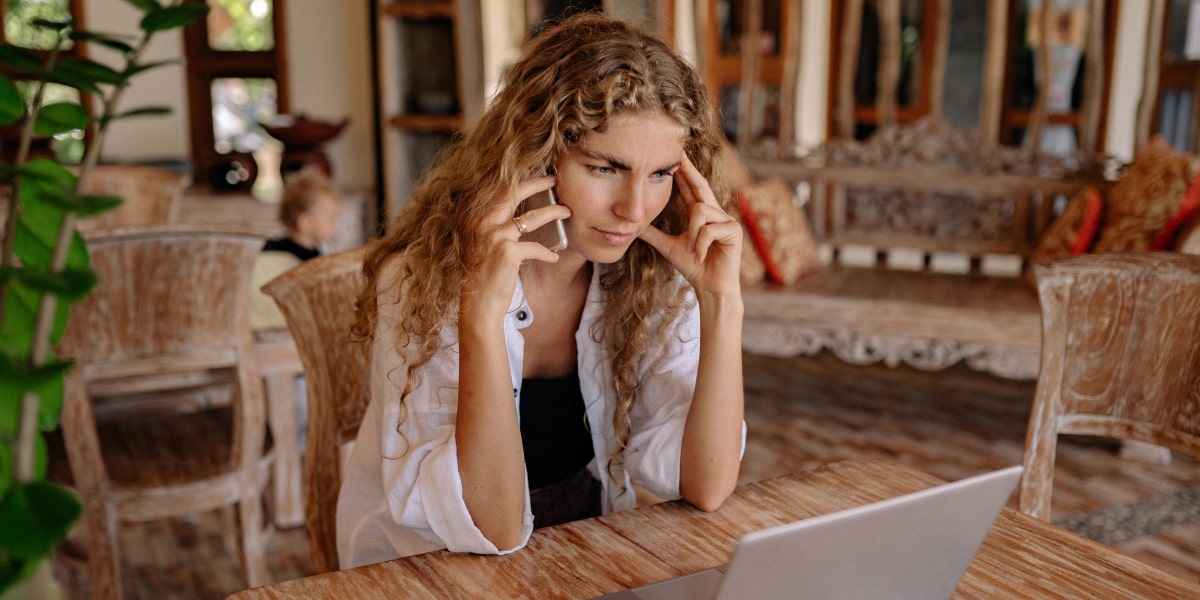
[338,13,745,567]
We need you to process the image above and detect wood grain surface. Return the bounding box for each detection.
[226,459,1200,599]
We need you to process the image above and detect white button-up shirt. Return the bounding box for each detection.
[337,258,744,568]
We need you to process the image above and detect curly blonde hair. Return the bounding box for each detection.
[353,13,731,482]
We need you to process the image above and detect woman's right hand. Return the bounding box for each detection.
[455,174,569,551]
[460,174,571,318]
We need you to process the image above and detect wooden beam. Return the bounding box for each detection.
[834,0,864,138]
[979,0,1008,145]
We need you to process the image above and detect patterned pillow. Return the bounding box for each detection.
[1025,185,1105,287]
[1150,171,1200,250]
[737,194,769,286]
[738,177,820,285]
[1093,135,1200,253]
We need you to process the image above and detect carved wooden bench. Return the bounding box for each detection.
[737,128,1114,381]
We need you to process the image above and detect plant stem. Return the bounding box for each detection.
[15,28,149,484]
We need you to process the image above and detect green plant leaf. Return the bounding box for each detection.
[121,0,163,13]
[54,57,125,86]
[29,18,71,32]
[40,190,123,217]
[140,4,209,33]
[0,282,37,358]
[20,158,76,200]
[0,481,81,560]
[13,266,96,301]
[13,208,61,272]
[33,103,87,137]
[68,30,137,55]
[0,353,69,405]
[0,439,10,502]
[123,58,180,78]
[0,43,43,73]
[108,105,172,122]
[0,74,23,126]
[35,368,65,433]
[39,68,100,96]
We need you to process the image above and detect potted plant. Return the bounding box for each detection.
[0,1,207,595]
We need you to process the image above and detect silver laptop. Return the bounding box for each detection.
[597,465,1023,600]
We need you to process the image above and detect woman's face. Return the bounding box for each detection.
[553,112,687,265]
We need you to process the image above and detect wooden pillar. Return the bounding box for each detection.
[834,0,864,138]
[1024,0,1053,154]
[1136,0,1166,152]
[979,0,1009,145]
[737,0,764,147]
[779,0,803,149]
[927,0,950,123]
[1077,0,1106,154]
[876,0,902,128]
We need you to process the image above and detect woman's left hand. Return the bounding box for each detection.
[638,152,742,297]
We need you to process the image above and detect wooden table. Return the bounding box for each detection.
[226,459,1200,599]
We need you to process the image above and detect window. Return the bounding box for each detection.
[0,0,87,163]
[183,0,287,193]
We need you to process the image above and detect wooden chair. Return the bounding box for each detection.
[1019,252,1200,521]
[75,164,189,232]
[56,226,273,599]
[262,246,368,573]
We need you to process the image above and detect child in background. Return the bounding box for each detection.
[248,167,342,331]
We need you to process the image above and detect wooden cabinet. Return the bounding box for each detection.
[373,0,482,227]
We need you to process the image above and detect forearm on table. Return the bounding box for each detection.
[455,314,526,550]
[679,293,745,512]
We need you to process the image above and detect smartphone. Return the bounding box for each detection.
[517,187,568,252]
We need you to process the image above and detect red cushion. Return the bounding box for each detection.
[1069,186,1105,255]
[737,192,786,285]
[1150,171,1200,250]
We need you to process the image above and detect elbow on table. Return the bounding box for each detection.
[477,519,525,553]
[683,483,735,513]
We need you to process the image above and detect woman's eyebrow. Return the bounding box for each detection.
[580,149,680,173]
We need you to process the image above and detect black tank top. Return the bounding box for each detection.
[518,371,594,489]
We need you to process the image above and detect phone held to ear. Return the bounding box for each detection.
[517,187,568,252]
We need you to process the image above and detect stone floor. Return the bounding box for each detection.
[52,351,1200,598]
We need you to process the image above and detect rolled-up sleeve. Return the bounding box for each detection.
[622,292,747,501]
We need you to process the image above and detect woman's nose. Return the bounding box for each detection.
[612,183,646,222]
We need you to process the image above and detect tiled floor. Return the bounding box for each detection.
[51,351,1200,598]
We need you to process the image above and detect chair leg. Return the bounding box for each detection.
[238,490,270,587]
[82,501,123,600]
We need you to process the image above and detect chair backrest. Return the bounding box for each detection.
[262,246,368,573]
[57,226,269,597]
[1019,252,1200,520]
[58,226,265,490]
[76,164,189,233]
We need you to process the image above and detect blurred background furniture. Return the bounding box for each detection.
[252,328,306,528]
[1019,252,1200,521]
[262,246,368,573]
[74,164,189,233]
[56,226,273,599]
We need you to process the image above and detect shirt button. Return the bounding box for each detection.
[516,310,529,321]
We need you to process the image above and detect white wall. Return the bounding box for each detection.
[283,0,373,191]
[83,0,188,164]
[1105,1,1150,161]
[83,0,375,192]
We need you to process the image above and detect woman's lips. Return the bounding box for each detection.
[595,228,635,246]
